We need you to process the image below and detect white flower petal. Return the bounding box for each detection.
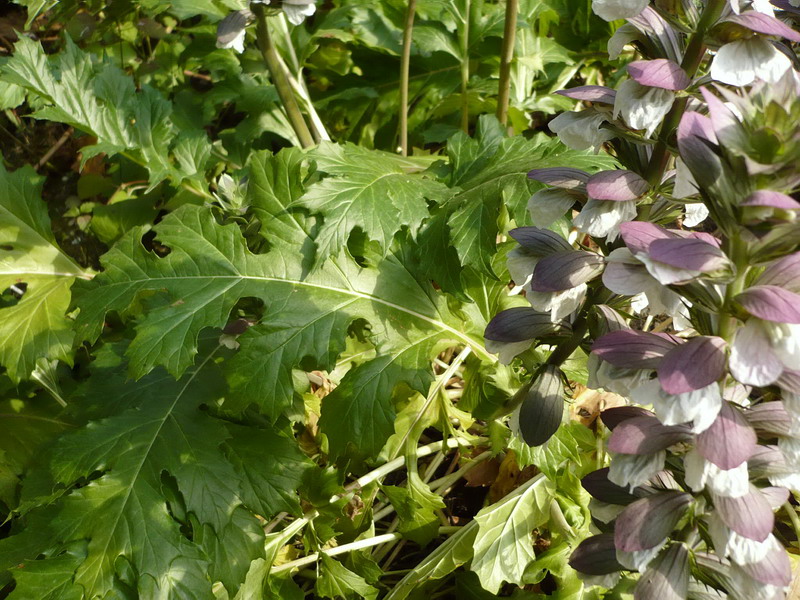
[637,253,701,285]
[684,449,750,497]
[730,320,784,386]
[589,358,653,397]
[282,1,316,25]
[683,202,709,227]
[548,110,613,152]
[765,322,800,369]
[506,248,538,287]
[574,199,637,240]
[592,0,649,21]
[709,512,775,564]
[613,80,675,137]
[527,283,588,321]
[527,188,577,228]
[608,24,641,60]
[652,382,723,433]
[484,338,532,365]
[711,38,793,87]
[608,451,666,489]
[616,541,665,572]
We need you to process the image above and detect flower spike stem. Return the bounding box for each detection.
[399,0,417,156]
[496,0,518,126]
[459,1,471,132]
[643,0,727,186]
[253,4,315,149]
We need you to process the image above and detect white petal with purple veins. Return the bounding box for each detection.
[652,383,723,433]
[616,543,665,572]
[592,0,649,21]
[711,38,793,86]
[709,512,774,564]
[574,199,637,240]
[548,110,613,152]
[608,451,666,489]
[613,80,675,137]
[527,283,588,321]
[527,188,578,228]
[730,320,784,386]
[684,449,750,497]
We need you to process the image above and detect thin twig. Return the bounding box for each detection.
[496,0,518,126]
[399,0,417,155]
[36,126,73,170]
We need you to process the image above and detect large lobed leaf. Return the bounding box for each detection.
[72,151,494,458]
[1,37,210,189]
[0,163,89,381]
[0,340,310,599]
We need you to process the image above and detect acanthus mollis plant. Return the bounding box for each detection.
[485,0,800,597]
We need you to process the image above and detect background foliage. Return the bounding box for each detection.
[0,0,686,598]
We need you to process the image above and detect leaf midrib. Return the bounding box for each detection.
[78,347,221,593]
[84,272,494,361]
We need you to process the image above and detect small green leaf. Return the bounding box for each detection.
[382,472,445,546]
[315,554,379,600]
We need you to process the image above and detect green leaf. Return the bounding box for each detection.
[382,472,445,546]
[471,473,555,593]
[510,421,597,480]
[73,189,489,457]
[417,116,617,283]
[0,396,73,507]
[0,343,263,599]
[0,163,88,381]
[6,547,85,600]
[384,517,479,600]
[315,554,379,600]
[1,37,210,189]
[296,142,451,262]
[223,424,313,517]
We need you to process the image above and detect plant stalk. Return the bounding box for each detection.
[459,2,471,132]
[253,4,315,149]
[718,234,749,341]
[273,526,462,573]
[399,0,417,156]
[642,0,727,186]
[496,0,519,126]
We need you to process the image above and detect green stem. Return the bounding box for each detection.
[496,0,518,126]
[783,502,800,545]
[399,0,417,156]
[253,4,315,149]
[718,234,749,341]
[546,307,591,367]
[459,2,471,133]
[642,0,727,186]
